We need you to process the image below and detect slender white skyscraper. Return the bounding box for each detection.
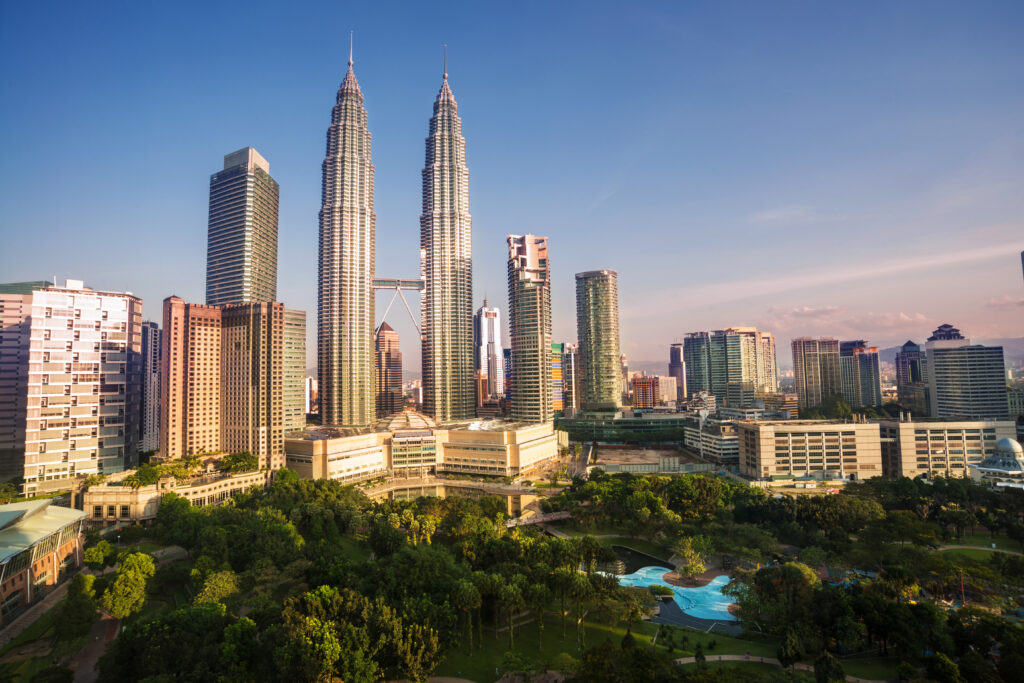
[318,37,376,427]
[474,299,503,398]
[420,53,474,422]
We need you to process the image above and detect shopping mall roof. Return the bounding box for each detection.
[0,499,86,564]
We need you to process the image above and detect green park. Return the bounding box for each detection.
[1,467,1023,682]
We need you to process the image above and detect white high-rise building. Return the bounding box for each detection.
[24,280,143,494]
[473,299,503,398]
[140,321,160,452]
[507,235,552,424]
[318,42,376,427]
[420,61,474,422]
[925,325,1009,419]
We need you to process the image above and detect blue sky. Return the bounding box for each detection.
[2,1,1022,372]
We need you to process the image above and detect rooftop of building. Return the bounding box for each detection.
[289,411,539,441]
[0,281,52,295]
[0,499,86,564]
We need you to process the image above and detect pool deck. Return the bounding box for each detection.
[653,597,744,636]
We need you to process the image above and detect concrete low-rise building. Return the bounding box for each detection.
[0,499,86,622]
[81,469,272,524]
[682,416,739,467]
[284,413,562,483]
[877,417,1017,478]
[737,420,882,482]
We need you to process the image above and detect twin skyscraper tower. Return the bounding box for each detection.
[318,42,474,427]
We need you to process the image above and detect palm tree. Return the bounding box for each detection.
[526,583,551,651]
[551,568,574,639]
[569,573,593,651]
[452,578,481,654]
[500,582,525,649]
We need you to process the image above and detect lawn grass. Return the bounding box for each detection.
[939,547,998,562]
[955,530,1021,553]
[677,660,803,676]
[123,541,164,555]
[434,611,783,682]
[842,655,901,680]
[600,536,672,560]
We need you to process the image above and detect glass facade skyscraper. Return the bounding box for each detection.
[318,51,376,427]
[206,147,279,306]
[575,270,621,412]
[420,67,474,422]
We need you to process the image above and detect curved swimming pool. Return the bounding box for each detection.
[616,566,737,622]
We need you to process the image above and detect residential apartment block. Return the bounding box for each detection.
[507,235,552,423]
[23,281,143,495]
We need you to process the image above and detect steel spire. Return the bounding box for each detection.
[348,31,353,67]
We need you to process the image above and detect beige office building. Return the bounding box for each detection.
[161,297,222,459]
[161,297,286,469]
[21,281,143,495]
[737,420,882,481]
[877,418,1017,478]
[284,414,560,484]
[282,309,306,433]
[221,303,285,470]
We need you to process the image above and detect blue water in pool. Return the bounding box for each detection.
[616,566,737,621]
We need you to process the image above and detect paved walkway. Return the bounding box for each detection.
[0,545,185,649]
[70,614,118,683]
[937,544,1023,556]
[674,654,886,683]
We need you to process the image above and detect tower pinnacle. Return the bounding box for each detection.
[348,31,353,67]
[443,44,447,79]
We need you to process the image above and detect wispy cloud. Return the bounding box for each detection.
[985,295,1024,309]
[768,305,843,319]
[623,239,1024,320]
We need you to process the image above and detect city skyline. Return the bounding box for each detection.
[2,2,1023,373]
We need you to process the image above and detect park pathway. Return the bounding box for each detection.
[673,654,886,683]
[0,545,186,652]
[937,544,1022,556]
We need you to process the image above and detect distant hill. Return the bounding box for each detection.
[879,338,1024,365]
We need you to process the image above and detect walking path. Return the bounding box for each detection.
[673,654,886,683]
[70,614,118,683]
[0,545,185,650]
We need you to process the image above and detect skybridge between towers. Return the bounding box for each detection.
[373,277,424,335]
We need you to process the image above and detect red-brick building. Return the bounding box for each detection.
[0,499,86,622]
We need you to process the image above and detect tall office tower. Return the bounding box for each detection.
[221,302,285,469]
[563,343,580,415]
[668,343,686,400]
[503,348,512,409]
[473,299,503,398]
[575,270,622,411]
[318,46,376,427]
[925,325,1009,419]
[633,377,659,409]
[683,328,777,404]
[375,323,403,417]
[23,280,142,495]
[282,309,306,432]
[620,354,630,404]
[420,65,474,423]
[657,376,678,404]
[839,340,882,408]
[0,281,50,482]
[791,337,841,410]
[161,297,222,459]
[551,343,565,415]
[683,333,710,399]
[206,147,279,306]
[895,340,928,416]
[140,321,160,452]
[305,376,318,415]
[507,235,552,424]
